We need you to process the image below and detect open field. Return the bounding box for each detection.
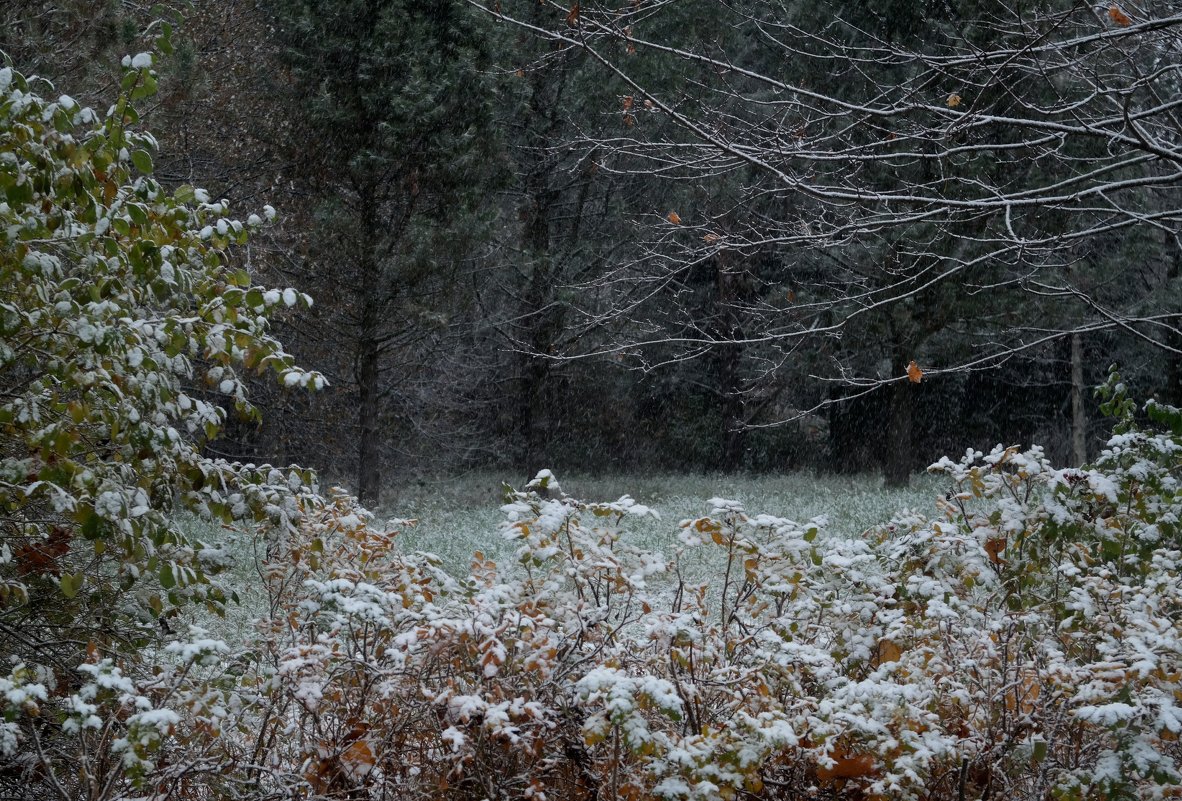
[381,470,944,576]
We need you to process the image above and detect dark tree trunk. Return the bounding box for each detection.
[718,345,745,471]
[883,352,915,488]
[519,354,550,479]
[1167,234,1182,406]
[1071,332,1087,466]
[715,257,746,471]
[356,332,382,507]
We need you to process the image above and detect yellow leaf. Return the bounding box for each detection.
[946,92,962,108]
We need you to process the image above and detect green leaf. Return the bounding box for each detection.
[131,150,154,174]
[159,563,176,589]
[59,573,84,599]
[174,184,196,204]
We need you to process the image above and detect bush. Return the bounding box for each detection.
[242,384,1182,799]
[0,54,323,798]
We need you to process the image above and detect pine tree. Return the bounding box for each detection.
[271,0,502,504]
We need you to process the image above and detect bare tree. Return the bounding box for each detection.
[472,0,1182,470]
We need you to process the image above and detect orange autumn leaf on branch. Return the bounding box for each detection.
[1108,5,1132,26]
[666,211,682,224]
[566,3,580,26]
[985,536,1007,565]
[906,360,923,383]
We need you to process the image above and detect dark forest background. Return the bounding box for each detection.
[4,0,1179,503]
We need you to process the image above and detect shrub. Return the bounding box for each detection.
[245,381,1182,800]
[0,53,322,798]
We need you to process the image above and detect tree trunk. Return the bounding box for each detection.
[1166,233,1182,406]
[718,344,745,471]
[519,353,549,479]
[1071,332,1087,466]
[883,353,914,488]
[356,333,382,507]
[715,256,746,471]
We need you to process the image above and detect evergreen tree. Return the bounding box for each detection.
[271,0,502,504]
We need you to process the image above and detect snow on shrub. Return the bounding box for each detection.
[3,40,1180,801]
[233,371,1181,800]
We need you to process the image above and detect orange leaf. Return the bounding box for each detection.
[666,211,682,224]
[876,639,902,665]
[342,739,375,767]
[1108,5,1132,26]
[817,747,876,781]
[946,92,961,108]
[985,536,1007,565]
[906,360,923,383]
[566,3,580,26]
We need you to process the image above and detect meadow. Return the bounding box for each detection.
[380,470,944,576]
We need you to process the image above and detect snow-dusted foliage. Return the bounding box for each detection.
[0,54,323,797]
[4,48,1182,801]
[225,374,1181,800]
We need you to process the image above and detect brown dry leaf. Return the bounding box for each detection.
[1108,4,1132,26]
[906,360,923,383]
[514,68,525,78]
[946,92,962,108]
[1005,671,1041,715]
[667,211,682,224]
[622,95,634,111]
[817,747,876,781]
[876,639,903,665]
[703,232,720,243]
[342,739,375,768]
[566,3,580,26]
[984,536,1007,565]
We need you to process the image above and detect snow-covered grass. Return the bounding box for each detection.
[178,469,943,640]
[381,470,943,576]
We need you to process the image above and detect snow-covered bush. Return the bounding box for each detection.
[0,54,323,798]
[240,374,1181,800]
